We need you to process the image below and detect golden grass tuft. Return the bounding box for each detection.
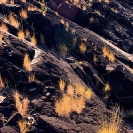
[13,91,29,117]
[17,119,28,133]
[93,55,98,63]
[98,107,121,133]
[0,23,8,32]
[0,75,4,89]
[59,79,65,92]
[67,84,74,97]
[79,43,87,54]
[20,9,28,19]
[18,30,25,41]
[104,83,110,92]
[3,15,9,23]
[59,44,68,57]
[85,89,93,99]
[55,94,72,117]
[8,13,19,28]
[28,73,35,82]
[0,34,3,46]
[23,53,32,71]
[0,0,7,4]
[25,29,30,38]
[102,46,115,62]
[30,35,37,46]
[55,82,93,117]
[9,0,14,4]
[21,0,26,2]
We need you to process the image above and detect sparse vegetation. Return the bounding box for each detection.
[8,13,19,28]
[28,73,35,82]
[0,34,3,46]
[18,30,25,41]
[23,53,32,71]
[102,46,115,62]
[0,23,8,32]
[59,44,68,57]
[59,79,65,92]
[30,35,37,46]
[98,107,121,133]
[0,0,7,4]
[13,91,29,117]
[55,81,93,117]
[79,43,87,54]
[0,75,4,89]
[20,9,28,19]
[18,119,28,133]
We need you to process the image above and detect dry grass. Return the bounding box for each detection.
[60,18,65,24]
[13,91,29,117]
[93,55,98,63]
[28,73,35,82]
[85,89,93,99]
[0,75,4,89]
[55,94,72,117]
[25,29,30,38]
[30,35,37,46]
[55,82,93,117]
[23,53,32,71]
[67,84,74,97]
[104,83,110,92]
[82,5,86,11]
[9,0,14,4]
[3,15,9,23]
[0,34,3,46]
[59,44,68,57]
[0,23,8,32]
[102,46,115,62]
[28,5,37,11]
[18,30,25,41]
[79,43,87,54]
[0,0,7,4]
[98,107,121,133]
[21,0,26,2]
[8,13,19,28]
[105,0,110,4]
[17,119,28,133]
[20,9,28,19]
[59,79,65,92]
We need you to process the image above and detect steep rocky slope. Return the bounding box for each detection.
[0,0,133,132]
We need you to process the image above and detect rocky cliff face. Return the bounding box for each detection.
[0,0,133,133]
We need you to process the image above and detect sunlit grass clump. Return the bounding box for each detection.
[98,107,121,133]
[55,80,93,117]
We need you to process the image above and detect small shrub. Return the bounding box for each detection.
[30,35,37,46]
[59,44,68,58]
[55,82,93,117]
[21,0,26,2]
[20,9,28,19]
[102,46,115,62]
[13,91,29,117]
[0,23,8,32]
[23,53,32,71]
[0,34,3,46]
[28,73,35,82]
[8,13,19,28]
[0,75,4,89]
[59,79,65,92]
[0,0,7,4]
[98,107,121,133]
[18,30,25,41]
[79,43,87,54]
[9,0,14,4]
[17,119,28,133]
